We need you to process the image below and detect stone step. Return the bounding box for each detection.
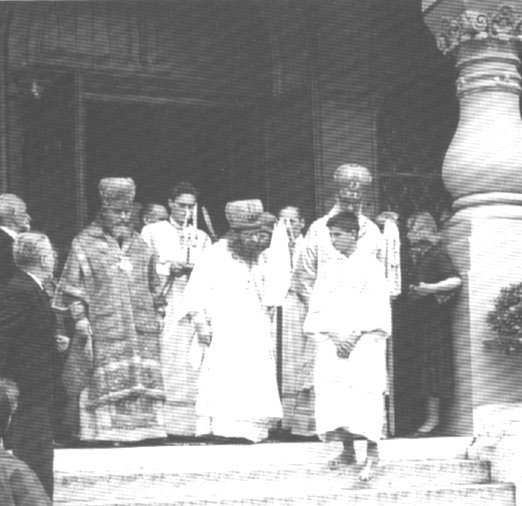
[54,439,494,505]
[54,459,491,503]
[54,438,473,476]
[57,483,515,506]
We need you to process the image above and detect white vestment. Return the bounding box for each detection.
[183,240,283,442]
[304,249,391,442]
[278,233,309,431]
[289,206,384,435]
[142,219,210,435]
[293,205,384,305]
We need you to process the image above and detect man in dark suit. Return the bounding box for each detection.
[0,232,68,499]
[0,194,31,285]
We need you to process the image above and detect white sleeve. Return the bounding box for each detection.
[367,262,392,336]
[262,221,292,306]
[291,224,319,304]
[141,224,153,248]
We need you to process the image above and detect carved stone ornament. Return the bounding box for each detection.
[436,5,522,54]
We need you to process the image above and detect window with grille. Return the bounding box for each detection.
[376,67,458,226]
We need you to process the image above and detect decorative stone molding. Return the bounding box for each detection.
[424,1,522,438]
[424,2,522,198]
[436,5,522,55]
[468,403,522,505]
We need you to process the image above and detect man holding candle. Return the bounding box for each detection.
[142,181,211,436]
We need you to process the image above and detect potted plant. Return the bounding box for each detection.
[486,282,522,354]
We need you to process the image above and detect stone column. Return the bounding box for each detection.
[424,1,522,436]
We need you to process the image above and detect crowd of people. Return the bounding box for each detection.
[0,162,462,500]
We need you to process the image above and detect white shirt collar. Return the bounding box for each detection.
[0,226,17,240]
[169,217,184,229]
[25,271,44,291]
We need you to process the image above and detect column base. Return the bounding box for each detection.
[443,196,522,435]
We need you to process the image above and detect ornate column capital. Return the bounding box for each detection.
[423,0,522,200]
[434,5,522,55]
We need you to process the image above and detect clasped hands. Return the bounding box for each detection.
[408,282,437,298]
[169,261,194,277]
[329,332,361,359]
[69,301,94,359]
[55,335,70,353]
[195,321,212,346]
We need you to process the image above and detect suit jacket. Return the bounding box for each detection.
[0,448,51,506]
[0,271,58,408]
[0,229,17,286]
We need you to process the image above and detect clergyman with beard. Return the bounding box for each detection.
[54,178,166,442]
[182,199,283,442]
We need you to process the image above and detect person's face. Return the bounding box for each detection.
[11,199,31,233]
[329,226,357,257]
[257,230,272,250]
[337,180,363,213]
[40,239,57,278]
[100,205,132,239]
[279,208,304,239]
[168,193,196,226]
[407,219,427,245]
[144,205,169,226]
[237,229,262,257]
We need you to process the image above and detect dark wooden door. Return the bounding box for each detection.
[22,73,78,265]
[263,91,316,221]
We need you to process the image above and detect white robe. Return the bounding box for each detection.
[293,205,384,305]
[183,240,283,442]
[304,249,391,442]
[141,219,210,435]
[289,206,384,435]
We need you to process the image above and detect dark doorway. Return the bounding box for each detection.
[86,101,266,237]
[22,73,77,262]
[376,32,459,437]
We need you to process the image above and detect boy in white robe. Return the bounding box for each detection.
[304,211,391,481]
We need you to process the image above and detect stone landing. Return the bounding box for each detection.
[53,438,516,505]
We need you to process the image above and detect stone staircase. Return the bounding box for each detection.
[54,438,516,505]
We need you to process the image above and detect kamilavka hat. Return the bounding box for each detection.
[334,164,372,186]
[99,178,136,207]
[225,199,263,230]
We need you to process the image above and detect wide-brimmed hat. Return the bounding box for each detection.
[225,199,263,230]
[99,178,136,208]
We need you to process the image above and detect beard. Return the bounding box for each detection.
[106,222,132,241]
[339,198,361,214]
[226,232,261,263]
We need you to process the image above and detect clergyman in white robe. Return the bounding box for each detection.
[142,219,210,435]
[182,238,283,442]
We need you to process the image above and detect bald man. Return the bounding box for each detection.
[293,164,383,306]
[0,194,31,285]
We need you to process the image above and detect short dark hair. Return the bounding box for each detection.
[326,211,359,235]
[168,182,199,202]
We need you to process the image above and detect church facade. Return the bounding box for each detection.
[1,0,521,437]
